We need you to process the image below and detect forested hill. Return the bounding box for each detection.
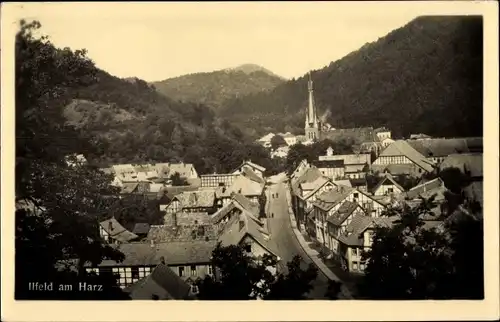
[219,16,483,139]
[151,64,285,110]
[66,70,278,175]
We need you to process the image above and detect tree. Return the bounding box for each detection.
[270,135,287,150]
[359,193,483,299]
[196,244,318,300]
[15,20,126,299]
[170,171,189,186]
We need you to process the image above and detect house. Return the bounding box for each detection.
[290,159,310,181]
[163,211,211,227]
[359,141,384,159]
[200,173,239,188]
[85,240,216,289]
[225,170,265,204]
[336,215,396,273]
[232,160,266,178]
[120,182,151,195]
[218,211,280,275]
[257,132,276,148]
[402,177,446,202]
[371,173,405,197]
[290,166,324,229]
[312,159,345,180]
[132,223,151,240]
[162,190,217,215]
[124,263,194,300]
[318,150,371,179]
[372,140,435,177]
[326,201,367,258]
[99,218,138,244]
[406,137,483,164]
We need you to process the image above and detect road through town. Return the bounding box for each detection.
[266,181,330,299]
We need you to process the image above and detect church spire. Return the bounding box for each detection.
[304,72,320,141]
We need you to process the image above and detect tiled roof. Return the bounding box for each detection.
[99,241,216,266]
[439,153,483,178]
[338,215,397,246]
[291,166,323,196]
[312,159,344,168]
[372,163,418,176]
[235,160,266,173]
[300,176,329,192]
[100,218,138,242]
[378,140,434,172]
[218,212,278,257]
[241,167,266,184]
[147,224,218,243]
[124,264,191,300]
[160,186,199,202]
[404,178,445,200]
[175,190,216,208]
[121,183,139,194]
[313,187,353,211]
[326,201,360,226]
[406,137,483,158]
[231,192,260,215]
[133,223,151,235]
[228,174,264,197]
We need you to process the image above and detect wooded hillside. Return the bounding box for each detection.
[220,16,483,139]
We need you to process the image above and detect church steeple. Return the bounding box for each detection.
[305,72,320,141]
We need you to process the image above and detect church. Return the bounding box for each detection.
[303,73,385,146]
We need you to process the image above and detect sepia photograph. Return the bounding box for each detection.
[1,1,499,321]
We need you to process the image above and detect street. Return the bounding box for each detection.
[265,180,330,299]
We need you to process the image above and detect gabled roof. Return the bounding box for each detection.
[338,215,397,246]
[372,164,416,176]
[313,187,354,211]
[241,167,266,184]
[300,176,330,192]
[231,192,260,215]
[229,174,265,196]
[210,201,261,226]
[160,185,200,202]
[124,264,192,300]
[371,174,405,194]
[218,212,278,258]
[291,166,323,196]
[334,179,353,188]
[233,160,266,173]
[326,201,361,226]
[378,140,434,172]
[100,218,138,242]
[404,177,445,200]
[345,164,368,173]
[349,178,366,188]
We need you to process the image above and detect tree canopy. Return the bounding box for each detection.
[196,243,318,300]
[15,20,127,299]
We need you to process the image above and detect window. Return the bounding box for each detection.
[178,266,185,277]
[244,244,252,252]
[351,248,358,256]
[191,265,197,276]
[353,262,358,271]
[353,193,359,199]
[190,285,199,294]
[208,265,213,275]
[131,267,139,279]
[388,188,393,193]
[360,262,366,271]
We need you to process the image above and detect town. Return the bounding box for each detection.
[12,9,486,303]
[46,76,482,300]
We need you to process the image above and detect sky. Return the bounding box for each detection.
[9,2,422,82]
